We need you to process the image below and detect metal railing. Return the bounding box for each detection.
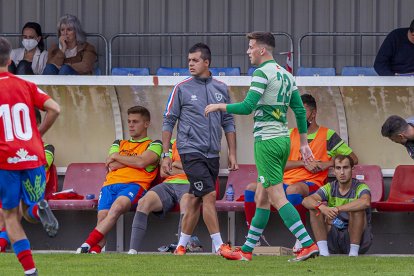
[1,33,109,75]
[298,32,388,68]
[109,32,294,75]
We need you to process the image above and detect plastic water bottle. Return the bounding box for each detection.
[332,217,345,229]
[225,184,234,201]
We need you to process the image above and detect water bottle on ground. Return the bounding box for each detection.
[226,184,234,201]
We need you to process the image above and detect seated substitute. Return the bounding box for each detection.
[243,93,358,252]
[76,106,162,254]
[381,115,414,160]
[302,155,373,257]
[128,139,190,254]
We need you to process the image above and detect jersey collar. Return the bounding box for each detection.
[129,137,150,143]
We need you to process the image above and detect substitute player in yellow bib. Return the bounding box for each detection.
[205,32,318,262]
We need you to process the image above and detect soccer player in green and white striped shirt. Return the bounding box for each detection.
[205,31,319,262]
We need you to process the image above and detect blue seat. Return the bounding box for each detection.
[341,66,378,76]
[94,67,102,75]
[296,67,336,76]
[111,67,150,76]
[247,67,257,76]
[210,67,241,76]
[156,67,190,76]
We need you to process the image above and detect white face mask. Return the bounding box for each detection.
[22,39,38,51]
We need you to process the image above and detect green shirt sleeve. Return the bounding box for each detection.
[226,69,268,115]
[147,140,163,157]
[145,140,163,172]
[108,140,121,156]
[289,89,307,134]
[226,91,262,115]
[326,130,353,157]
[44,144,55,170]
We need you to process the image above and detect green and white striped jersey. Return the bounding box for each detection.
[250,60,299,141]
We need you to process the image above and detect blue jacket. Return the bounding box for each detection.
[163,75,235,158]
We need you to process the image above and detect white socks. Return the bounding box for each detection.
[210,232,224,252]
[316,240,330,256]
[349,244,360,256]
[177,232,191,247]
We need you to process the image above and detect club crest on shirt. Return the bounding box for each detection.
[191,95,198,101]
[259,176,265,184]
[194,181,203,191]
[215,93,223,102]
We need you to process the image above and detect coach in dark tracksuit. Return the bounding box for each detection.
[162,43,238,255]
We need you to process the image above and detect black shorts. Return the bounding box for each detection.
[328,225,373,254]
[180,152,219,197]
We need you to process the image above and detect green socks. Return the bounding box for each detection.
[241,208,270,253]
[279,202,313,247]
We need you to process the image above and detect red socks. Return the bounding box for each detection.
[17,250,35,272]
[90,244,102,253]
[85,229,104,248]
[295,204,308,225]
[244,201,256,227]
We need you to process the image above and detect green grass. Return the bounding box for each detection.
[2,253,414,275]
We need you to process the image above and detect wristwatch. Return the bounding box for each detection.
[161,152,170,159]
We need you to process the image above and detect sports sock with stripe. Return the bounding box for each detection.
[241,208,270,253]
[279,202,313,247]
[13,239,35,272]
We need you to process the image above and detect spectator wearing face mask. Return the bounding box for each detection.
[9,22,48,75]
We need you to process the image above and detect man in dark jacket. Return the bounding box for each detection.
[162,43,238,255]
[374,19,414,76]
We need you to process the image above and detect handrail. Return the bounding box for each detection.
[297,32,388,68]
[1,32,109,75]
[109,32,294,74]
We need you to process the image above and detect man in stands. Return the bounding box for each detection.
[76,106,162,254]
[302,155,372,256]
[0,37,60,275]
[374,19,414,76]
[243,93,358,253]
[0,108,56,252]
[128,139,190,254]
[162,43,238,255]
[381,115,414,160]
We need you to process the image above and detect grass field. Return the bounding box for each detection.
[2,253,414,275]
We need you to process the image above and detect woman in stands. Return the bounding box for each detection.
[43,14,97,75]
[9,22,48,75]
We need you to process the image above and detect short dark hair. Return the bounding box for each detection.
[188,43,211,66]
[22,22,45,52]
[381,115,408,138]
[246,32,275,49]
[410,19,414,33]
[35,108,42,125]
[333,154,354,168]
[0,37,12,67]
[301,94,317,110]
[127,106,151,121]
